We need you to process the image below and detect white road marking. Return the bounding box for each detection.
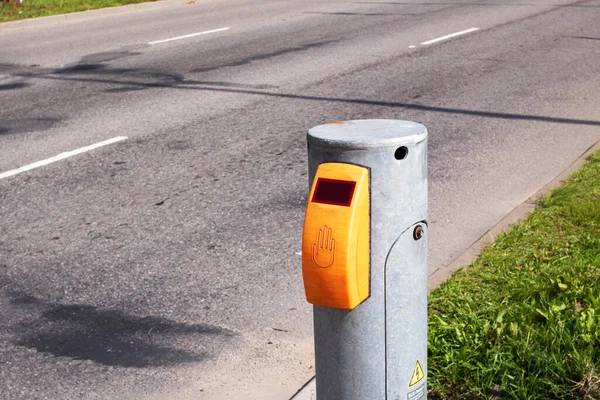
[295,252,302,256]
[148,27,230,45]
[0,136,128,180]
[420,27,479,46]
[409,45,417,49]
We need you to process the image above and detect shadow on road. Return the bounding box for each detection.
[303,11,416,16]
[13,63,600,127]
[2,287,235,368]
[4,34,600,131]
[565,36,600,41]
[352,2,600,7]
[189,39,338,74]
[0,82,29,91]
[0,117,62,136]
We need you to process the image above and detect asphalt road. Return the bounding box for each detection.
[1,0,599,399]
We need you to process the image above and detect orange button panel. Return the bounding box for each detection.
[302,163,370,310]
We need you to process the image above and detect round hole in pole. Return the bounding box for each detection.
[394,146,408,160]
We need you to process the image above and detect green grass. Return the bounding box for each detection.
[428,150,600,400]
[1,0,160,22]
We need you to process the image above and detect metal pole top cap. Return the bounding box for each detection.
[308,119,427,150]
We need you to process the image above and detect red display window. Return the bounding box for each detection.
[311,178,356,207]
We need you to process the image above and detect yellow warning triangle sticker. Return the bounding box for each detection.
[409,360,425,387]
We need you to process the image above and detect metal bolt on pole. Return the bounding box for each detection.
[301,120,428,400]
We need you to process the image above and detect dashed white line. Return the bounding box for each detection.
[420,27,479,46]
[0,136,128,180]
[148,27,230,45]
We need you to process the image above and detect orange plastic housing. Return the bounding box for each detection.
[302,163,370,310]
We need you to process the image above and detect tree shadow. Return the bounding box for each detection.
[189,40,339,73]
[0,82,29,91]
[0,62,19,72]
[18,68,600,127]
[0,117,62,135]
[303,11,416,16]
[5,290,236,368]
[352,1,533,5]
[6,40,600,128]
[565,36,600,41]
[78,49,145,64]
[352,2,600,7]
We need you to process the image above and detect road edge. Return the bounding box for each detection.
[428,138,600,290]
[290,138,600,400]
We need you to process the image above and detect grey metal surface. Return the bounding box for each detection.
[307,120,427,399]
[386,223,428,400]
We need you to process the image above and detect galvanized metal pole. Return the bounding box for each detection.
[305,120,428,400]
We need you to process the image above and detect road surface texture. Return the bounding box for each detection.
[1,0,599,399]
